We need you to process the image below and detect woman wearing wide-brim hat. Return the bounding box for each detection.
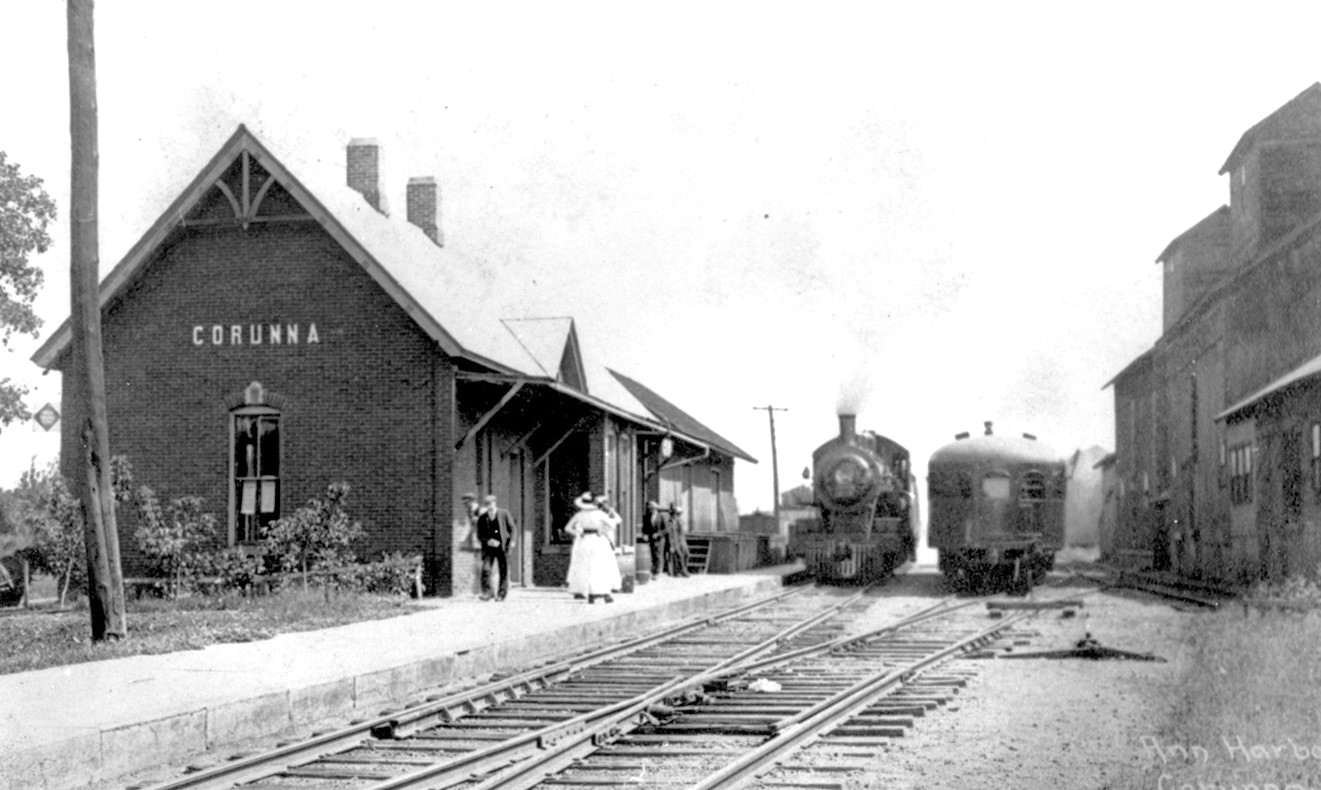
[564,491,622,603]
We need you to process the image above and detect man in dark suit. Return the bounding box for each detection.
[475,494,516,601]
[642,501,669,577]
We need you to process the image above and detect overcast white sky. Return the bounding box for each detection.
[2,1,1320,517]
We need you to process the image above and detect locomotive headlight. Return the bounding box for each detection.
[825,458,867,502]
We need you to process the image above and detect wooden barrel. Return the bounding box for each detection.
[616,546,636,593]
[634,538,652,584]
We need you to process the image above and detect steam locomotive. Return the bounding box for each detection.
[927,422,1066,591]
[791,413,918,583]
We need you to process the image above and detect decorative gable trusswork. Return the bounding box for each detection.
[186,150,312,229]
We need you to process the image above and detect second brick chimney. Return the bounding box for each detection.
[346,138,383,213]
[406,176,442,246]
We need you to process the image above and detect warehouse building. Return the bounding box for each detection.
[31,125,755,595]
[1108,83,1321,581]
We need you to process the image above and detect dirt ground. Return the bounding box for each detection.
[849,570,1196,790]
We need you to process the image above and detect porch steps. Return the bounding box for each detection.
[686,536,711,574]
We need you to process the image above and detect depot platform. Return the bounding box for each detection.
[0,565,803,790]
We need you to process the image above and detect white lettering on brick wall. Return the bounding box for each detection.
[191,323,323,346]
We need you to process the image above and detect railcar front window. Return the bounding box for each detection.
[982,473,1011,500]
[1020,471,1047,502]
[929,470,972,498]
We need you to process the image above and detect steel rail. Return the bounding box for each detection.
[689,611,1033,790]
[704,596,969,681]
[378,584,815,739]
[365,675,693,790]
[137,584,814,790]
[354,587,878,790]
[433,597,977,790]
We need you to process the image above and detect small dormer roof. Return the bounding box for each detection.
[1155,205,1230,264]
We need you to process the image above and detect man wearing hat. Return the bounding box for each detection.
[666,505,690,577]
[475,494,516,601]
[642,501,669,578]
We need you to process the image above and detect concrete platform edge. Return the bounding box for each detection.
[3,573,788,790]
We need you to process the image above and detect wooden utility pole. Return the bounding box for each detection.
[752,405,788,530]
[68,0,126,641]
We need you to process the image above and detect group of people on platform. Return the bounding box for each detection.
[463,489,693,604]
[642,500,691,580]
[564,493,693,603]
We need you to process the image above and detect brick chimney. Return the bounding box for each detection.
[406,176,442,246]
[346,138,383,212]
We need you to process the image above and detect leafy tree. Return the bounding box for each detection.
[12,463,86,607]
[0,151,57,430]
[263,482,365,589]
[133,487,218,597]
[2,457,134,607]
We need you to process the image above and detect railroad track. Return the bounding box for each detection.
[131,583,886,790]
[483,598,1025,789]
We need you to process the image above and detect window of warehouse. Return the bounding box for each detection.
[1313,423,1321,497]
[233,407,281,543]
[1229,444,1253,506]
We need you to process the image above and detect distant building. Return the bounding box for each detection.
[31,125,755,594]
[1107,83,1321,581]
[1063,445,1109,548]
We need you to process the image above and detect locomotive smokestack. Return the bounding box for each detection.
[984,421,994,436]
[838,413,857,443]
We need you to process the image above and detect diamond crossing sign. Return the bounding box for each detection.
[33,403,60,432]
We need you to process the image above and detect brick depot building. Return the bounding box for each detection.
[32,125,755,595]
[1107,83,1321,582]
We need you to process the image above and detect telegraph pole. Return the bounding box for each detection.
[753,405,788,530]
[69,0,126,640]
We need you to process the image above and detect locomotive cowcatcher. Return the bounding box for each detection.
[792,413,917,583]
[928,422,1066,591]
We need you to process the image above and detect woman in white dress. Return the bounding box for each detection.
[564,492,593,599]
[565,492,622,603]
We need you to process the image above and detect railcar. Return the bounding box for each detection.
[791,413,918,583]
[928,422,1066,591]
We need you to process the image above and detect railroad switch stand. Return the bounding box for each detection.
[999,633,1166,662]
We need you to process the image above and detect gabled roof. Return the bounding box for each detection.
[501,318,581,384]
[608,369,757,462]
[32,123,750,463]
[1156,205,1230,264]
[1219,82,1321,175]
[32,124,539,376]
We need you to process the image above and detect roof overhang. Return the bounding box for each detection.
[1215,349,1321,422]
[455,372,750,462]
[1102,346,1155,390]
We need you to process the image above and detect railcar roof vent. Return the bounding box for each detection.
[955,431,971,440]
[984,421,993,435]
[1023,432,1037,440]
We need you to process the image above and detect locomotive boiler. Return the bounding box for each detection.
[792,413,917,583]
[927,422,1066,591]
